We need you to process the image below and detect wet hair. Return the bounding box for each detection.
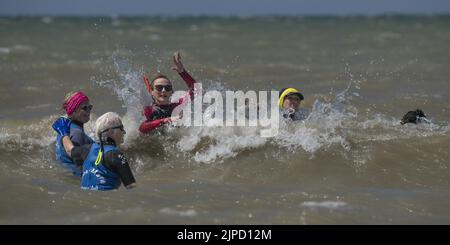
[95,112,123,165]
[95,112,123,141]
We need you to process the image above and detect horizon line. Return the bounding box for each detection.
[2,12,450,18]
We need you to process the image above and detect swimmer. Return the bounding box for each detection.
[52,113,136,190]
[278,87,306,121]
[139,52,197,134]
[53,91,94,176]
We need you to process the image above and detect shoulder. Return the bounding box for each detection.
[70,127,85,144]
[105,150,129,166]
[70,125,83,133]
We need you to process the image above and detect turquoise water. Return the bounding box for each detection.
[0,16,450,224]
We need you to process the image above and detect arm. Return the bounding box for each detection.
[105,151,136,189]
[52,117,74,156]
[139,106,172,134]
[172,52,196,101]
[179,70,196,100]
[61,136,92,167]
[139,118,171,134]
[70,144,91,167]
[52,117,90,167]
[62,136,75,156]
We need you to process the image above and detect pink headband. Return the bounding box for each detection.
[64,91,89,116]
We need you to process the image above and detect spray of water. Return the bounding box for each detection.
[2,54,449,170]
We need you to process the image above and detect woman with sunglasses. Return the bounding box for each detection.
[52,112,136,190]
[53,91,95,176]
[139,52,197,134]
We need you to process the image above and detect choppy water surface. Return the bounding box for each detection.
[1,16,450,224]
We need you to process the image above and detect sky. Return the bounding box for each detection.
[1,0,450,16]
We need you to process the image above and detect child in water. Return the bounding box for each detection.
[139,52,197,134]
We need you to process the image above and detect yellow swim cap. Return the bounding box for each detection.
[278,88,304,108]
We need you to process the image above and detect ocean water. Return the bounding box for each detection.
[1,16,450,224]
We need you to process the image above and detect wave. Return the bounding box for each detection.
[0,45,34,55]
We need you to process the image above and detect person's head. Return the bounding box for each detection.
[62,91,92,124]
[144,74,173,105]
[401,109,427,125]
[95,112,126,145]
[279,88,304,111]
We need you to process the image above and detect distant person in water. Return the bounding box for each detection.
[400,109,430,125]
[53,91,94,176]
[52,113,136,191]
[139,52,197,134]
[278,87,307,121]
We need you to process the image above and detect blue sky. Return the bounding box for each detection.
[1,0,450,16]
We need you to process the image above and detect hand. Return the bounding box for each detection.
[172,52,185,73]
[162,115,180,124]
[170,115,181,122]
[52,117,71,136]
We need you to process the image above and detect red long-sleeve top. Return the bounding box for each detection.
[139,70,196,134]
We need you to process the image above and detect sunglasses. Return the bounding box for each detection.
[111,125,125,132]
[80,105,93,111]
[154,84,173,92]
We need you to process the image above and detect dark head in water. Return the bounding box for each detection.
[401,109,427,125]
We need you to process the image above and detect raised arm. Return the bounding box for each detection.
[172,52,196,99]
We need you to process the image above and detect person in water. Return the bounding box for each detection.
[278,87,306,121]
[400,109,430,125]
[139,52,197,134]
[52,112,136,191]
[54,91,94,176]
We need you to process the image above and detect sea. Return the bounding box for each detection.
[0,15,449,224]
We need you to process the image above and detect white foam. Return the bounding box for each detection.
[41,17,53,24]
[0,45,33,55]
[160,207,197,217]
[0,117,57,152]
[301,201,347,209]
[95,55,151,144]
[91,54,450,167]
[0,47,10,54]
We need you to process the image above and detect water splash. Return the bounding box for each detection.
[95,54,152,144]
[3,54,449,171]
[92,56,450,165]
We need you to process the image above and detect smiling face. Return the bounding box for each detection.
[108,124,126,145]
[69,100,92,124]
[151,77,173,105]
[282,94,302,111]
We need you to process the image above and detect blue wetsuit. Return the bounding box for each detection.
[71,139,135,191]
[55,122,94,176]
